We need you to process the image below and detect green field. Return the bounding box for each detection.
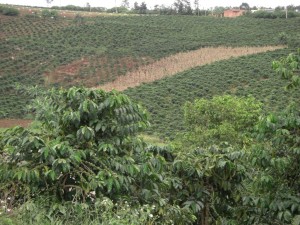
[1,14,300,118]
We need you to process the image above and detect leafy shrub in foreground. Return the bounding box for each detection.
[247,104,300,224]
[0,87,150,203]
[0,87,196,224]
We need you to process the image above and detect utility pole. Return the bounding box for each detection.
[115,0,118,13]
[286,6,288,19]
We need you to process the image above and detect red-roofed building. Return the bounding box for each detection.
[224,9,246,17]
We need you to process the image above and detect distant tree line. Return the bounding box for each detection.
[249,10,300,19]
[48,0,300,17]
[247,4,300,19]
[50,1,300,17]
[51,1,211,16]
[2,1,300,17]
[3,0,295,17]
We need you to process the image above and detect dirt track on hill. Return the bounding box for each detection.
[0,119,32,128]
[96,45,285,91]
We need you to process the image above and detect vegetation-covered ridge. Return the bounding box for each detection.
[0,15,299,119]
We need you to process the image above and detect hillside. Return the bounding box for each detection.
[125,49,300,138]
[1,13,300,119]
[97,46,284,91]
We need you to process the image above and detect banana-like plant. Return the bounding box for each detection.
[273,48,300,89]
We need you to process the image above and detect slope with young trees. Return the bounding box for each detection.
[124,49,300,138]
[1,15,299,120]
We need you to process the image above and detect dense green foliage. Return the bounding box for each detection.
[0,87,151,202]
[0,88,197,224]
[273,48,300,89]
[0,5,19,16]
[0,87,248,224]
[125,49,300,138]
[172,145,247,224]
[1,51,300,224]
[245,104,300,224]
[2,87,299,224]
[0,88,254,224]
[178,95,262,148]
[1,15,300,118]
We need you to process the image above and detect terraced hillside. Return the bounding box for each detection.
[0,14,72,118]
[0,12,300,120]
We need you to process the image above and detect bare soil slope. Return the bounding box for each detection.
[0,119,31,128]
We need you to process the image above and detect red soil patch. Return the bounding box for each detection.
[45,58,90,85]
[0,119,32,128]
[45,56,154,87]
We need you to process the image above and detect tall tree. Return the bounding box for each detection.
[139,2,147,14]
[183,0,193,15]
[174,0,184,14]
[133,1,139,11]
[121,0,130,8]
[194,0,199,16]
[86,2,91,12]
[174,0,193,15]
[240,2,250,10]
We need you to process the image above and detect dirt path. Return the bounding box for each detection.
[96,46,285,91]
[0,119,32,128]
